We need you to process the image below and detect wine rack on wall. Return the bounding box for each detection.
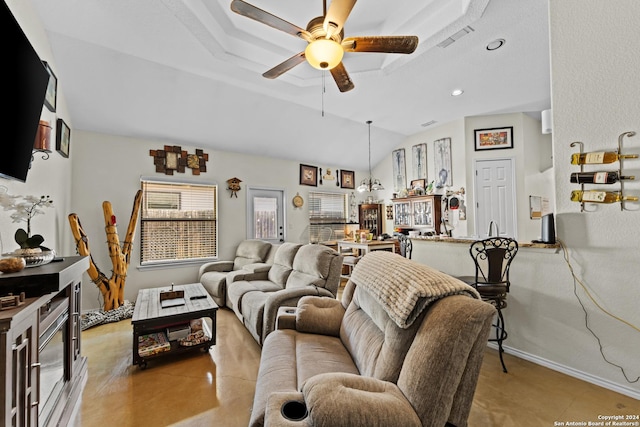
[569,131,637,212]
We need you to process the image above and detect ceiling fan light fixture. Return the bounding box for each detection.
[305,39,344,70]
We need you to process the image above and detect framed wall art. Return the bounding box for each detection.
[392,148,407,192]
[56,118,70,158]
[340,169,355,189]
[434,138,452,187]
[474,127,513,151]
[299,164,318,186]
[412,143,427,180]
[43,61,57,112]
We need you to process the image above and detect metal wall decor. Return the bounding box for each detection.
[412,143,427,180]
[434,138,452,187]
[392,148,407,192]
[149,146,209,175]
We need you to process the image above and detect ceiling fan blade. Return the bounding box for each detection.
[342,36,419,54]
[324,0,357,38]
[263,52,306,79]
[231,0,312,41]
[330,62,355,93]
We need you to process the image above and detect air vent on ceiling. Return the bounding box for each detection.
[437,26,475,48]
[421,120,438,128]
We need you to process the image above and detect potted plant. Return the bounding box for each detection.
[9,195,54,255]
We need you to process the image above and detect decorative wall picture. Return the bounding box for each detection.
[150,146,209,175]
[474,127,514,151]
[392,148,407,192]
[340,169,355,189]
[299,164,318,186]
[410,179,426,190]
[434,138,452,187]
[412,143,427,180]
[56,118,70,158]
[43,61,57,112]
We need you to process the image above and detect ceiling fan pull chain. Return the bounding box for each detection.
[321,71,326,117]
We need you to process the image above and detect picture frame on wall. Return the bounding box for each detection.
[299,164,318,186]
[43,61,57,112]
[56,118,70,158]
[411,143,427,180]
[340,169,355,189]
[474,127,514,151]
[392,148,407,193]
[434,138,452,187]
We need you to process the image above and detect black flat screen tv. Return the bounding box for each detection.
[1,2,50,182]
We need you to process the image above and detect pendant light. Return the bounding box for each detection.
[357,120,385,193]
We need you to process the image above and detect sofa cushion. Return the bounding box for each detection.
[233,240,272,270]
[227,280,282,314]
[286,244,334,289]
[240,290,271,343]
[267,243,302,286]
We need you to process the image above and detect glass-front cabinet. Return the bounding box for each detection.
[393,200,411,228]
[392,195,442,234]
[358,203,385,237]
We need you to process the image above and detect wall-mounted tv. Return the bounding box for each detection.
[1,2,50,182]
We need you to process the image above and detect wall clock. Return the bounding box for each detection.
[293,193,304,208]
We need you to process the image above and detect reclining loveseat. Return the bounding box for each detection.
[249,251,496,427]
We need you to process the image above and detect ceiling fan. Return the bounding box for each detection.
[230,0,419,92]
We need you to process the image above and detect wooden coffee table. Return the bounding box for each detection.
[132,283,218,369]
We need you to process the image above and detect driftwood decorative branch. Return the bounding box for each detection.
[68,190,142,311]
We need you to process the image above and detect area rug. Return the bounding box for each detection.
[81,300,135,331]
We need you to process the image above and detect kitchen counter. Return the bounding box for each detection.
[411,235,560,250]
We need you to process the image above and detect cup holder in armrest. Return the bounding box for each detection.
[285,308,296,314]
[281,400,308,421]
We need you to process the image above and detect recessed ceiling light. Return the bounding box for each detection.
[451,89,464,97]
[486,38,505,51]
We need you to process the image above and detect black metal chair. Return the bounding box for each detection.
[397,235,413,259]
[457,237,518,373]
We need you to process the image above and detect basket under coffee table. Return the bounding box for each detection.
[132,283,218,369]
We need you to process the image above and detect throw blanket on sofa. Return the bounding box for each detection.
[350,251,480,329]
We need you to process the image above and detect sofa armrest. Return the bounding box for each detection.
[198,260,234,277]
[301,373,422,427]
[295,296,344,337]
[242,262,272,273]
[264,391,311,426]
[276,307,298,330]
[226,268,269,284]
[262,287,334,342]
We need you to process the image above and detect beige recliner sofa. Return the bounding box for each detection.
[198,239,275,306]
[226,242,343,345]
[249,251,496,427]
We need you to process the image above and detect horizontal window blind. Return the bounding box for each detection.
[140,180,217,265]
[309,191,348,242]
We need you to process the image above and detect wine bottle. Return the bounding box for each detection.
[570,190,638,203]
[570,151,638,165]
[569,171,635,184]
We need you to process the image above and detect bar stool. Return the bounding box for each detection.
[397,235,413,259]
[457,237,518,372]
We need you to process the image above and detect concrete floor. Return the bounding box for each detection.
[71,308,639,427]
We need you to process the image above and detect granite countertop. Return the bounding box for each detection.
[412,235,560,249]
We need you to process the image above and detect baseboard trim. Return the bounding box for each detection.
[489,343,640,400]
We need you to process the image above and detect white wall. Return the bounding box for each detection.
[548,0,640,395]
[408,0,640,399]
[1,1,74,259]
[70,131,362,310]
[374,113,554,242]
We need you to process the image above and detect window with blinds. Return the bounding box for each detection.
[140,179,218,266]
[309,191,348,243]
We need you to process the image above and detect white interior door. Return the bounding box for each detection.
[247,188,285,243]
[474,158,517,239]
